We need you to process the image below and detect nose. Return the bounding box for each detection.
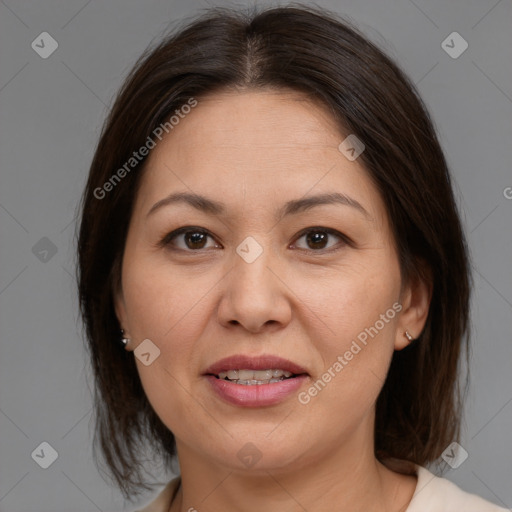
[216,247,292,334]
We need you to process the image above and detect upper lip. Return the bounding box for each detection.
[203,354,308,376]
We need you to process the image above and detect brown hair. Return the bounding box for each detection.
[76,4,471,499]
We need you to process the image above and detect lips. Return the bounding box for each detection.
[203,354,308,377]
[203,354,309,407]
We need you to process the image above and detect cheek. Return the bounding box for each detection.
[122,258,211,434]
[293,258,400,413]
[294,255,401,345]
[121,250,213,343]
[121,252,216,402]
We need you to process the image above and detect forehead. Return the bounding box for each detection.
[134,89,385,225]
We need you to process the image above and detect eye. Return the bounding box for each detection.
[159,227,221,251]
[159,226,350,253]
[292,227,349,252]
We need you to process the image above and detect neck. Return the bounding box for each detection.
[171,423,416,512]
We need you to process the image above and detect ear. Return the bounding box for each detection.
[395,266,432,351]
[112,259,131,339]
[114,289,129,333]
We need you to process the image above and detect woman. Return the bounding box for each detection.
[77,5,508,511]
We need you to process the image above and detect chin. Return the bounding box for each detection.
[209,436,310,473]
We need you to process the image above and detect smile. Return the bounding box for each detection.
[216,369,294,385]
[204,355,309,407]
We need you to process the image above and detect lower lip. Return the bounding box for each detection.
[205,375,308,407]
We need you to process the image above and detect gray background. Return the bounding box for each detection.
[0,0,511,510]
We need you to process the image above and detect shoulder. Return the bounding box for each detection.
[131,469,509,512]
[407,465,509,512]
[133,477,181,512]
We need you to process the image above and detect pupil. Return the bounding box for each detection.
[186,232,206,249]
[184,231,329,250]
[307,231,327,249]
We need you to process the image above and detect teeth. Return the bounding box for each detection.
[254,370,273,380]
[216,368,295,384]
[238,369,256,381]
[238,379,270,385]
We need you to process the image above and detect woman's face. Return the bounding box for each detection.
[115,89,426,473]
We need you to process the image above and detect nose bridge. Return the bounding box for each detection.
[231,235,274,294]
[217,234,290,332]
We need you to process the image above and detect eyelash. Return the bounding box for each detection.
[158,226,352,254]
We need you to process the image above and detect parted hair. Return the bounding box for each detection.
[77,4,471,499]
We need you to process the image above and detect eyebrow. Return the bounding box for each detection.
[146,191,371,221]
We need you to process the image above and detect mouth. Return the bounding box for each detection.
[203,355,309,407]
[215,368,297,385]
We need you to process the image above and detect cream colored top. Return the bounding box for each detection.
[135,465,508,511]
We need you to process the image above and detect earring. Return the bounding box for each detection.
[120,329,130,350]
[404,330,414,342]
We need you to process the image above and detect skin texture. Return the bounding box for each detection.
[114,89,431,511]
